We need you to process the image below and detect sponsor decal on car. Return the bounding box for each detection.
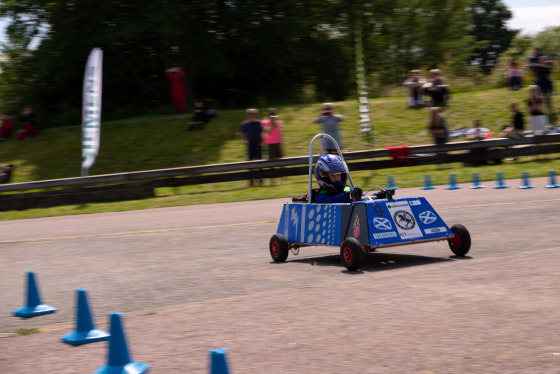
[409,200,422,206]
[424,227,447,234]
[386,202,409,209]
[393,210,416,230]
[398,231,420,238]
[291,207,299,228]
[373,231,398,239]
[386,202,424,239]
[419,210,437,225]
[353,214,361,238]
[373,217,392,230]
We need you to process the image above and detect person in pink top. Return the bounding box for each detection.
[261,108,284,159]
[505,61,523,91]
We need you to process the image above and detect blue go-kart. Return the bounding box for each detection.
[269,134,471,271]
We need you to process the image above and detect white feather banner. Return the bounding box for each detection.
[81,48,103,176]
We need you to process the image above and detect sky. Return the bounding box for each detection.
[502,0,560,35]
[0,1,559,45]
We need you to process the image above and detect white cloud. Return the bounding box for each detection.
[508,6,560,35]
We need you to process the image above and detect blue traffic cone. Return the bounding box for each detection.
[545,170,560,188]
[518,171,535,189]
[445,173,461,190]
[387,175,400,189]
[493,172,509,189]
[93,313,150,374]
[13,271,57,318]
[61,289,110,345]
[420,174,436,190]
[469,172,485,189]
[209,348,231,374]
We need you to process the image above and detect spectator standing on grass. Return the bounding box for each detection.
[426,69,450,107]
[501,102,524,140]
[428,107,449,169]
[428,107,449,145]
[17,106,40,140]
[505,61,523,91]
[261,108,283,160]
[0,113,14,141]
[313,103,345,153]
[236,108,269,186]
[533,55,554,122]
[403,69,426,107]
[528,47,544,72]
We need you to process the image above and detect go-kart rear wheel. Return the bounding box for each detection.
[340,237,364,271]
[270,234,289,262]
[448,224,471,256]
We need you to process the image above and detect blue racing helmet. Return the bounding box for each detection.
[314,154,348,194]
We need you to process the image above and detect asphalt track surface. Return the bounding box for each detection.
[1,177,559,373]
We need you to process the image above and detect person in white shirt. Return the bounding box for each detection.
[466,119,491,141]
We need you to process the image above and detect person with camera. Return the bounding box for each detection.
[261,108,283,159]
[314,154,362,204]
[313,103,345,153]
[426,69,450,107]
[403,69,426,107]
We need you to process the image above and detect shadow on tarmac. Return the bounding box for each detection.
[286,251,472,273]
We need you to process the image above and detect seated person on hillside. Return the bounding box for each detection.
[17,106,41,140]
[187,101,211,131]
[465,120,500,166]
[466,119,492,141]
[501,102,525,140]
[0,164,15,184]
[0,112,14,140]
[314,154,362,203]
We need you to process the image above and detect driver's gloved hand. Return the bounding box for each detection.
[351,187,363,201]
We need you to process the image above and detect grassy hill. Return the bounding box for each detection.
[1,85,559,220]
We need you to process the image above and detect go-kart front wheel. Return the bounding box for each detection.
[270,234,289,262]
[448,224,471,256]
[340,237,364,271]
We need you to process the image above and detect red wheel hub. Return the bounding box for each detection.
[343,247,352,262]
[271,242,279,256]
[449,233,461,248]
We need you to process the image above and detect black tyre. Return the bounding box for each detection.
[340,237,364,271]
[270,234,289,262]
[448,224,471,256]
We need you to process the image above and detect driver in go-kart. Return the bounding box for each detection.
[314,154,363,203]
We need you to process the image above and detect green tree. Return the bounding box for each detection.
[532,26,560,59]
[503,35,533,61]
[0,0,359,124]
[466,0,517,74]
[0,0,512,126]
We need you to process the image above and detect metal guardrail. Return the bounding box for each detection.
[2,133,559,193]
[0,133,559,210]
